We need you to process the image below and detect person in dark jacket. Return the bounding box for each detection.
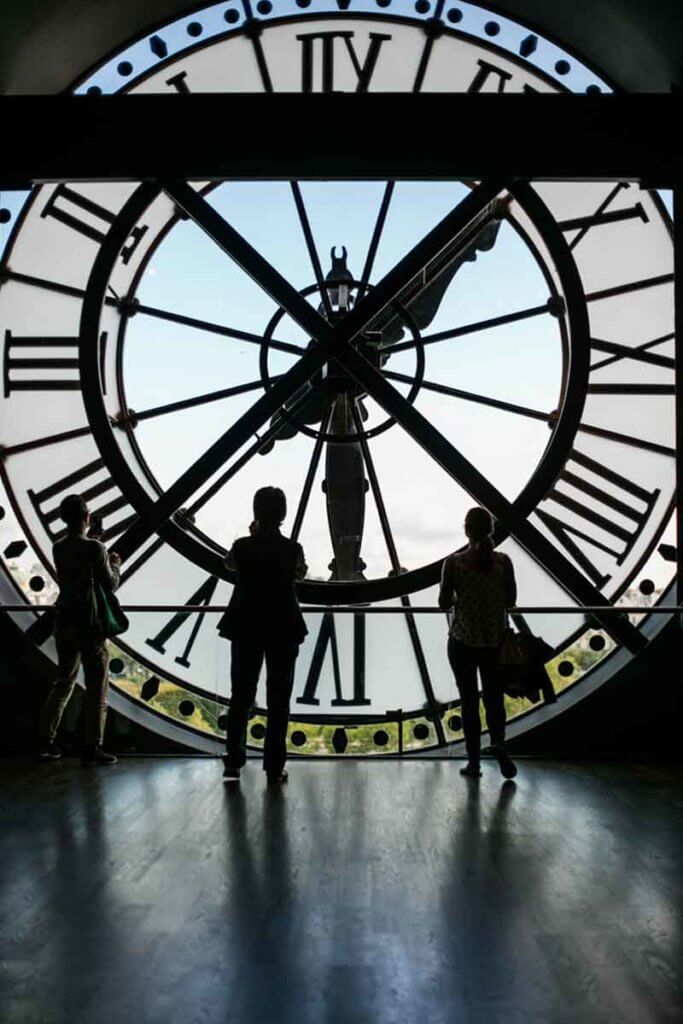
[439,506,517,780]
[218,487,307,784]
[37,494,121,765]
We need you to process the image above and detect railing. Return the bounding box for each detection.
[0,605,680,614]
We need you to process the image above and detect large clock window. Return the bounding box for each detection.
[0,0,676,754]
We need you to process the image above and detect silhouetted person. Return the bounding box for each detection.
[439,507,517,779]
[218,487,307,784]
[37,494,121,765]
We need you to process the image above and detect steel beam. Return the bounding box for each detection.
[0,94,680,187]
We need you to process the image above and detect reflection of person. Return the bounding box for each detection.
[218,487,308,784]
[37,495,121,765]
[439,507,517,779]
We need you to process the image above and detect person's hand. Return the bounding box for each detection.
[249,519,259,535]
[109,552,121,567]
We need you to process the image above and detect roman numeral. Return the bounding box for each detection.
[588,330,675,397]
[145,575,219,668]
[41,185,148,263]
[468,59,513,93]
[558,183,649,250]
[166,71,190,93]
[28,458,137,543]
[467,58,538,94]
[297,31,391,93]
[297,612,370,706]
[590,332,675,373]
[537,449,659,588]
[3,330,107,396]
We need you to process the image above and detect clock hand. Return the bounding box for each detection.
[110,179,509,563]
[336,343,647,654]
[369,197,510,349]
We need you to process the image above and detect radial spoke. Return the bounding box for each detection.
[389,301,549,354]
[383,370,550,422]
[2,424,95,457]
[339,344,647,653]
[384,371,673,456]
[162,180,335,346]
[133,301,305,358]
[349,400,446,741]
[116,377,278,427]
[111,346,328,562]
[291,400,334,543]
[356,181,395,305]
[187,386,317,517]
[290,182,333,319]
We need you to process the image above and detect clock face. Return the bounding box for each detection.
[0,0,676,755]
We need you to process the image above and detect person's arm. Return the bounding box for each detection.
[503,555,517,609]
[224,543,238,573]
[93,542,120,592]
[438,556,456,611]
[294,543,308,582]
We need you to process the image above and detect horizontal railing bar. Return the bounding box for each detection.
[0,604,678,614]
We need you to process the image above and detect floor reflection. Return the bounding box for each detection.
[0,759,680,1024]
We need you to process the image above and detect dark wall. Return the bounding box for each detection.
[508,619,683,759]
[1,0,683,95]
[1,612,681,759]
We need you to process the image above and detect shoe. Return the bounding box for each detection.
[266,770,289,784]
[459,762,482,778]
[493,747,517,780]
[222,765,241,781]
[81,747,118,766]
[36,740,62,761]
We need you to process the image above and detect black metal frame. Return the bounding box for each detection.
[1,95,681,188]
[77,178,600,613]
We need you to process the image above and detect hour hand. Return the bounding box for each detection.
[370,196,509,349]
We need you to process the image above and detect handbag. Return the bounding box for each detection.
[94,583,129,638]
[497,627,555,703]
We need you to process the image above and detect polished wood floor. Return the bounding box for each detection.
[1,757,681,1024]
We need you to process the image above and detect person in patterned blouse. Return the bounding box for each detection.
[439,507,517,779]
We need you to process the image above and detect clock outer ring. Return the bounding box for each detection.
[78,179,590,604]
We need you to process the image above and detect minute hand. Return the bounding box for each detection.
[332,179,510,348]
[337,344,646,653]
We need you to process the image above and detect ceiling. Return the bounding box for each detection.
[1,0,682,94]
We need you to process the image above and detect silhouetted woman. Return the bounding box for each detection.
[439,507,517,779]
[218,487,307,784]
[37,494,121,765]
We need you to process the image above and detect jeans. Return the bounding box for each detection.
[38,628,110,747]
[225,636,299,775]
[447,637,506,763]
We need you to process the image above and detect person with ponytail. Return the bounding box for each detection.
[217,487,308,785]
[439,507,517,779]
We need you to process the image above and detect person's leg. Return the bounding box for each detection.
[263,641,298,779]
[479,650,516,778]
[225,639,263,772]
[37,631,81,748]
[447,638,481,769]
[81,639,111,755]
[479,649,506,749]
